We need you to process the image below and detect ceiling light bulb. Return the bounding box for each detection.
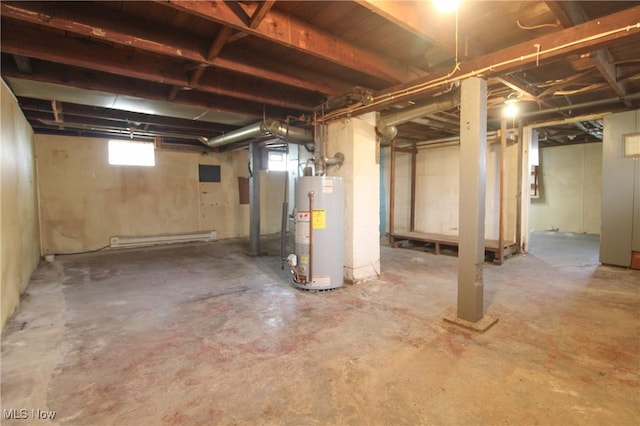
[503,99,519,118]
[433,0,460,13]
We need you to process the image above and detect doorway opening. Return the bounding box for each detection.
[525,118,603,267]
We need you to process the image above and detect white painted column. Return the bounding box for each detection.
[327,113,380,283]
[457,77,487,322]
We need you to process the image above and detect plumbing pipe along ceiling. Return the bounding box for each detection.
[2,1,640,148]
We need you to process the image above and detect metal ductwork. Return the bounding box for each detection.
[202,119,313,148]
[376,91,460,141]
[315,86,374,113]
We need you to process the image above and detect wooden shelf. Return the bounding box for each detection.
[390,231,518,263]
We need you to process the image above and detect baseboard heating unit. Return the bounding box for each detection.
[109,231,217,248]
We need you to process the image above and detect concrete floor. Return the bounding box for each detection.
[1,231,639,425]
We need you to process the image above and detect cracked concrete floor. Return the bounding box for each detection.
[1,232,639,425]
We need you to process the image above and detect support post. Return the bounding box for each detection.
[327,112,380,283]
[249,142,261,256]
[516,120,526,252]
[410,142,417,232]
[497,118,507,264]
[389,138,396,244]
[445,77,498,332]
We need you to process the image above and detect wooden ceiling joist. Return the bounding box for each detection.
[1,24,318,111]
[544,0,631,106]
[356,5,640,115]
[17,98,237,134]
[0,1,344,96]
[188,26,235,88]
[2,63,298,121]
[355,0,455,54]
[249,0,276,29]
[158,0,422,83]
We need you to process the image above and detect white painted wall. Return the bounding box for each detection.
[382,138,519,242]
[392,151,412,232]
[1,80,41,331]
[529,143,602,234]
[35,135,284,254]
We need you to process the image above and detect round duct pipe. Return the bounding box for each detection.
[376,91,460,141]
[203,119,313,148]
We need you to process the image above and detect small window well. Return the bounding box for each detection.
[108,140,155,166]
[268,151,287,171]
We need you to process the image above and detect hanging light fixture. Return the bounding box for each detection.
[433,0,460,13]
[503,95,519,119]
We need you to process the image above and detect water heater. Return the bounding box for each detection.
[288,176,344,291]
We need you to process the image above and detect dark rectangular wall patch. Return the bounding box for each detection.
[199,165,221,182]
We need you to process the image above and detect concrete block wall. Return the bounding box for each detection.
[35,135,285,254]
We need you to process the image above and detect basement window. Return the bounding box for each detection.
[268,151,287,171]
[108,140,155,167]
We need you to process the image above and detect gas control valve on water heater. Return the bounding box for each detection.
[288,176,344,291]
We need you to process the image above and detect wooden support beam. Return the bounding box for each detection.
[249,0,276,29]
[357,1,484,61]
[410,142,417,232]
[0,1,346,95]
[591,49,630,106]
[389,139,396,244]
[358,6,640,115]
[160,0,421,83]
[18,98,237,134]
[167,85,181,101]
[494,76,570,117]
[1,25,318,111]
[190,26,235,88]
[206,26,234,62]
[393,147,416,154]
[497,119,507,265]
[355,0,455,53]
[544,1,631,106]
[1,62,298,120]
[12,55,32,74]
[515,121,525,251]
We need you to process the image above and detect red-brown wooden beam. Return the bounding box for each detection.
[249,0,275,29]
[0,1,346,96]
[1,23,319,111]
[17,98,237,134]
[544,0,631,106]
[2,62,301,121]
[159,0,422,83]
[355,5,640,115]
[355,0,455,54]
[189,26,235,88]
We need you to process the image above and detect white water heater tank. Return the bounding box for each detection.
[293,176,344,291]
